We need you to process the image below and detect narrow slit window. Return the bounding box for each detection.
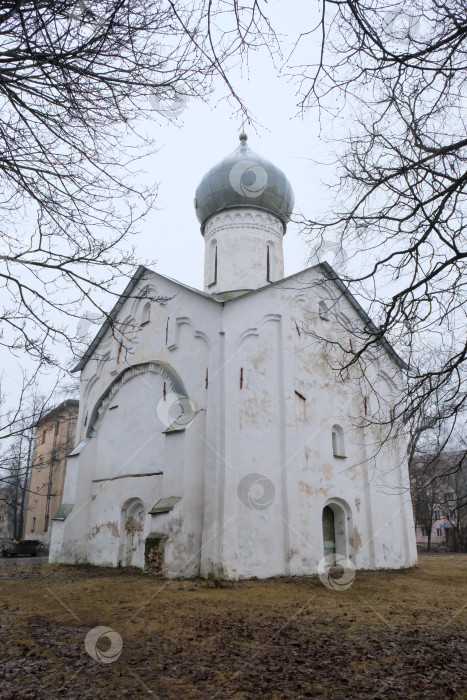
[208,240,218,287]
[266,241,275,282]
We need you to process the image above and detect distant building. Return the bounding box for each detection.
[24,400,79,546]
[0,487,15,540]
[410,451,466,552]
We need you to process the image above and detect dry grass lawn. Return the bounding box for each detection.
[0,553,466,699]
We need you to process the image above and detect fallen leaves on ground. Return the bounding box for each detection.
[0,554,466,699]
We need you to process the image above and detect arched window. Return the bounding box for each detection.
[141,302,151,326]
[332,424,345,458]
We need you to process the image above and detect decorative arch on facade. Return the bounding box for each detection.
[167,317,211,352]
[129,284,161,318]
[86,361,190,438]
[377,369,399,395]
[234,314,281,352]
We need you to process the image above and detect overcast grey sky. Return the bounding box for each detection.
[1,1,344,407]
[77,2,339,337]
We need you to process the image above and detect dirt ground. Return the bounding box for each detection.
[0,553,466,699]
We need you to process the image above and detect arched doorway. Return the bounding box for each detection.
[322,506,336,556]
[322,500,351,559]
[120,498,145,567]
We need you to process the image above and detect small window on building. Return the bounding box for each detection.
[34,487,40,502]
[266,241,275,282]
[434,510,440,521]
[436,528,442,537]
[208,239,218,286]
[44,515,49,533]
[41,430,46,444]
[445,492,454,501]
[54,421,60,437]
[31,517,36,533]
[331,424,345,458]
[319,302,329,321]
[421,527,428,537]
[141,302,151,326]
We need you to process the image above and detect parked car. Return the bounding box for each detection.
[1,540,44,557]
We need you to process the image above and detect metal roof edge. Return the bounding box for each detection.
[35,399,80,427]
[72,266,148,373]
[319,262,407,370]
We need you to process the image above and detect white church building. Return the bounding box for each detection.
[49,133,417,578]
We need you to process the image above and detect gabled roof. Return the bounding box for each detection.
[72,266,222,373]
[320,262,407,370]
[36,399,80,426]
[73,262,406,373]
